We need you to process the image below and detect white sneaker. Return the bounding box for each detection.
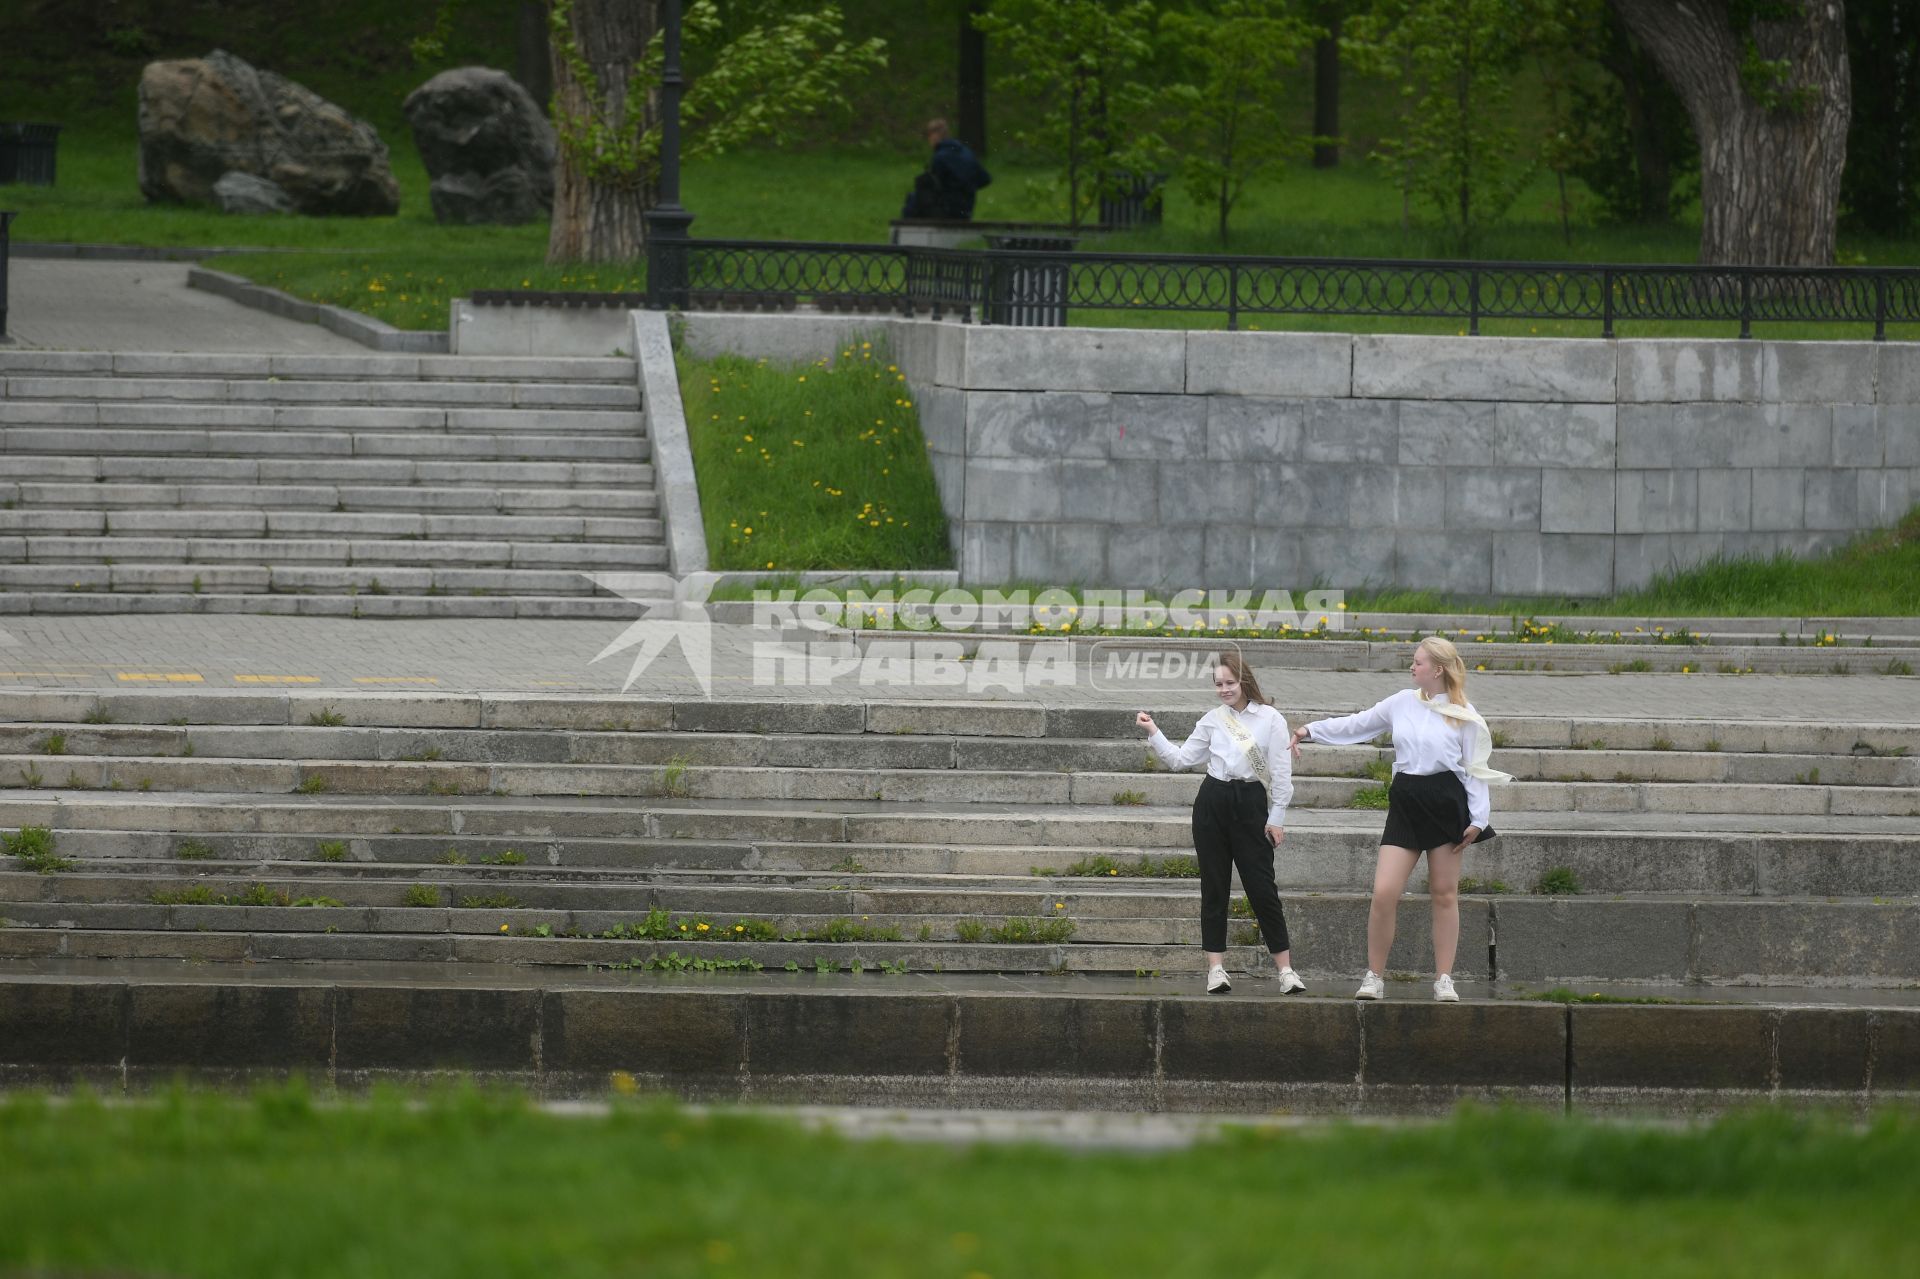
[1276,967,1307,994]
[1354,971,1385,1000]
[1207,964,1232,994]
[1434,974,1460,1002]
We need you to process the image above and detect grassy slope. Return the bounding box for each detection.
[1,1090,1917,1279]
[678,341,951,570]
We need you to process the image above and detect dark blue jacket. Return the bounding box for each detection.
[903,138,992,219]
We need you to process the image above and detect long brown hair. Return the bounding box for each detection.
[1217,652,1269,706]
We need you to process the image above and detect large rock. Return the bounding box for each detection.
[402,66,555,225]
[137,49,401,216]
[212,171,294,215]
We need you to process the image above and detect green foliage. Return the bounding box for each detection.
[306,709,346,728]
[315,841,349,863]
[1110,789,1149,806]
[974,0,1162,225]
[679,343,951,572]
[1156,0,1317,244]
[659,755,692,799]
[1054,854,1200,878]
[547,0,885,193]
[985,917,1076,944]
[36,733,67,756]
[438,849,469,865]
[1458,876,1513,894]
[5,827,73,874]
[151,883,292,907]
[458,894,523,910]
[402,885,441,908]
[1351,0,1545,252]
[1535,866,1582,895]
[174,840,215,861]
[296,776,331,795]
[1349,783,1392,809]
[292,897,347,909]
[480,850,527,866]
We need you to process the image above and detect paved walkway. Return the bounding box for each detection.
[3,258,363,353]
[2,614,1917,724]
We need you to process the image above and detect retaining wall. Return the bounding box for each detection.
[680,315,1920,592]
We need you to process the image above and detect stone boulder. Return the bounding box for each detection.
[403,66,556,225]
[137,49,401,216]
[212,171,295,214]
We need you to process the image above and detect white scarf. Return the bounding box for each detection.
[1218,705,1273,793]
[1418,692,1514,784]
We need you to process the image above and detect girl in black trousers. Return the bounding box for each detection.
[1138,653,1305,995]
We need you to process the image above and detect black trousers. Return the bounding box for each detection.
[1193,775,1290,955]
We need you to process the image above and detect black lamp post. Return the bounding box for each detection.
[644,0,694,310]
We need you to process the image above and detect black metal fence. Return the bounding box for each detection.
[481,239,1920,339]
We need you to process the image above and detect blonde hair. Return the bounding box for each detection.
[1216,652,1269,706]
[1417,636,1468,706]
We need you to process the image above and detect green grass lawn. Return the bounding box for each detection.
[678,339,951,572]
[1,1088,1916,1279]
[13,126,1920,336]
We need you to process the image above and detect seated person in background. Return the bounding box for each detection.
[900,117,991,220]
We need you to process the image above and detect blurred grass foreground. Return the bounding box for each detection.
[1,1086,1916,1278]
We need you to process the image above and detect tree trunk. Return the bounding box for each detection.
[1610,0,1850,266]
[546,0,659,265]
[1312,7,1341,168]
[959,0,988,157]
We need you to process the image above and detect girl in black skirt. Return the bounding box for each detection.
[1138,653,1305,995]
[1289,636,1509,1002]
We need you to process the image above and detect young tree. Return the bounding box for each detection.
[1157,0,1318,245]
[545,0,885,263]
[1350,0,1539,254]
[974,0,1160,227]
[1609,0,1850,266]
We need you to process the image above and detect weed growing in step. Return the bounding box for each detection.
[1349,784,1391,810]
[401,748,445,762]
[1536,867,1582,896]
[1526,987,1708,1005]
[306,709,346,727]
[292,896,346,908]
[458,894,521,910]
[174,840,214,860]
[1704,739,1723,752]
[1650,737,1674,751]
[828,856,866,874]
[1110,790,1148,806]
[984,917,1076,944]
[81,706,113,725]
[1048,854,1200,879]
[658,754,694,799]
[438,849,468,865]
[151,883,292,907]
[1231,924,1261,946]
[5,827,74,874]
[315,841,348,862]
[36,734,66,756]
[296,777,330,795]
[402,885,439,908]
[1793,767,1823,785]
[481,850,526,866]
[1458,877,1513,894]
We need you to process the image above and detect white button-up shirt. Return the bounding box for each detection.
[1148,702,1294,826]
[1303,688,1492,829]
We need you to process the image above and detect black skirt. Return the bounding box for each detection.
[1379,770,1497,853]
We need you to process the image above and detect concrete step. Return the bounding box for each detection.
[5,592,668,619]
[1,753,1910,817]
[0,690,1906,758]
[0,456,653,488]
[0,351,638,383]
[4,724,1902,786]
[0,402,646,435]
[5,794,1917,894]
[1,428,650,462]
[1,374,639,410]
[11,536,669,570]
[2,891,1916,986]
[3,482,659,516]
[0,511,665,543]
[0,564,659,597]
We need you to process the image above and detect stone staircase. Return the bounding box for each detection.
[0,350,672,618]
[3,687,1915,989]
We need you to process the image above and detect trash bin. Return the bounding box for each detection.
[1099,172,1167,229]
[0,123,62,186]
[0,211,15,340]
[984,234,1076,327]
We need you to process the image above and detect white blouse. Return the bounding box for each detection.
[1304,688,1492,829]
[1148,702,1294,827]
